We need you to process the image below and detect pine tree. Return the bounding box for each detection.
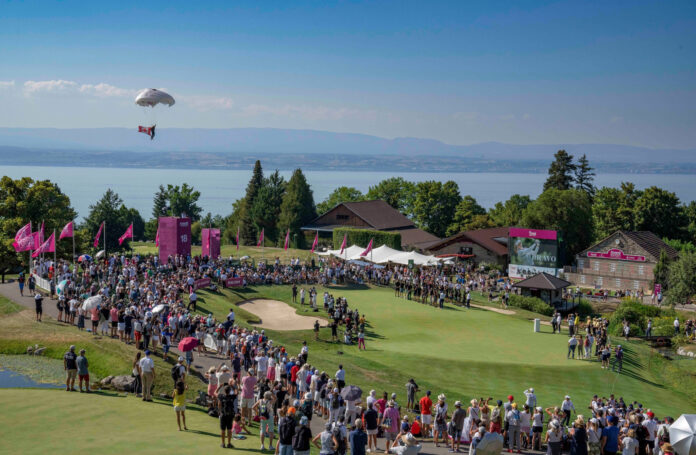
[239,160,264,244]
[543,150,576,191]
[152,185,169,219]
[278,169,317,248]
[574,154,596,197]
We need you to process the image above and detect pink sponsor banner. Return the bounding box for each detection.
[587,248,646,262]
[509,227,557,240]
[193,278,211,290]
[201,228,221,259]
[158,217,192,260]
[225,277,244,288]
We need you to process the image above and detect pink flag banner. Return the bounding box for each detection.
[32,232,55,258]
[14,223,31,242]
[93,222,104,248]
[360,238,374,257]
[284,229,290,251]
[34,222,45,250]
[257,228,264,247]
[155,225,160,247]
[12,223,33,251]
[236,226,240,251]
[118,223,133,245]
[201,228,221,259]
[339,234,347,255]
[310,232,319,253]
[59,221,74,240]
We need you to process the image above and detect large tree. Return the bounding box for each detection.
[521,188,593,258]
[83,189,142,252]
[683,200,696,243]
[412,180,461,238]
[666,251,696,306]
[634,186,687,240]
[250,170,287,244]
[574,154,596,197]
[366,177,416,217]
[446,195,487,236]
[0,177,76,278]
[316,186,365,215]
[278,169,317,248]
[544,150,576,191]
[166,183,202,221]
[152,184,169,219]
[592,183,642,240]
[239,160,264,245]
[223,199,245,245]
[488,194,532,227]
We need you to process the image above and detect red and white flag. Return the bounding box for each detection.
[360,238,374,257]
[59,221,73,240]
[339,234,347,255]
[14,223,31,242]
[118,223,133,245]
[257,228,264,247]
[236,226,240,251]
[155,225,160,247]
[32,232,55,258]
[284,229,290,251]
[93,222,104,248]
[33,222,45,250]
[310,232,319,253]
[12,223,33,251]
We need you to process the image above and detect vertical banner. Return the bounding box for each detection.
[201,228,221,260]
[158,217,191,260]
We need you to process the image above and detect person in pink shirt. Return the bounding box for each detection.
[110,306,119,338]
[90,307,99,335]
[383,400,401,453]
[241,369,257,425]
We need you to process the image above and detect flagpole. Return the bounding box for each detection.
[72,221,75,274]
[28,221,33,276]
[104,221,106,262]
[53,229,56,293]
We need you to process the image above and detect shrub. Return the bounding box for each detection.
[508,295,554,316]
[575,299,596,318]
[608,299,671,336]
[332,228,402,251]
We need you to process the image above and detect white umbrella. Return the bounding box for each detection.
[476,432,504,455]
[56,280,68,295]
[670,414,696,455]
[204,334,217,351]
[95,249,105,258]
[81,295,102,311]
[152,304,169,315]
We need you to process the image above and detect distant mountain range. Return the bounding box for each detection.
[0,127,695,173]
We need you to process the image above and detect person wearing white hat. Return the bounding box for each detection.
[561,395,575,427]
[524,388,537,409]
[451,401,466,452]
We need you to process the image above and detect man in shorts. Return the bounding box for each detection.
[218,384,236,448]
[451,401,466,452]
[241,369,257,425]
[63,345,78,391]
[420,390,433,437]
[34,293,43,322]
[76,349,90,393]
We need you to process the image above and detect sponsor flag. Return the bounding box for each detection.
[284,229,290,251]
[32,232,55,258]
[339,234,347,255]
[34,222,45,250]
[236,226,240,251]
[310,232,319,253]
[257,228,264,247]
[59,221,73,240]
[360,238,374,257]
[14,223,31,242]
[12,223,33,251]
[155,225,160,247]
[93,222,104,248]
[118,223,133,245]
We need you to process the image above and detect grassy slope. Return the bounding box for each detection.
[0,389,264,454]
[195,284,694,417]
[132,241,315,263]
[0,308,203,394]
[0,295,23,315]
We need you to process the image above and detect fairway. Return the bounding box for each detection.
[198,284,696,417]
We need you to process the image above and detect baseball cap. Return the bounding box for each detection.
[178,356,184,362]
[508,395,514,401]
[145,350,151,355]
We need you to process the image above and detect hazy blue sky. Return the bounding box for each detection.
[1,0,695,148]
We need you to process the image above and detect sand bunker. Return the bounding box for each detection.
[238,299,325,331]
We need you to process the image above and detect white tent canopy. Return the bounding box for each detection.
[347,244,401,262]
[386,250,438,266]
[315,244,443,266]
[671,414,696,455]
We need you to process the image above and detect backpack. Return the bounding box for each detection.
[171,365,181,382]
[220,393,235,417]
[333,426,347,454]
[331,395,340,409]
[300,400,313,421]
[279,417,296,444]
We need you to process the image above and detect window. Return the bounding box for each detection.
[593,261,600,271]
[336,214,349,220]
[577,259,584,269]
[580,275,586,284]
[633,280,640,290]
[638,265,645,275]
[609,263,616,273]
[615,278,621,288]
[596,277,603,286]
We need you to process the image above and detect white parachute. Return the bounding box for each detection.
[135,89,175,140]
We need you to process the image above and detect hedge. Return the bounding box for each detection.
[508,295,554,316]
[332,228,402,251]
[607,299,676,337]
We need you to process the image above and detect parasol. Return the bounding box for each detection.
[340,385,362,401]
[152,304,168,315]
[178,337,198,352]
[671,414,696,455]
[476,432,504,455]
[78,254,92,262]
[56,280,68,295]
[81,295,102,311]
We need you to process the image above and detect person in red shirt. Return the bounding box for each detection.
[419,390,433,438]
[410,416,422,437]
[290,361,300,398]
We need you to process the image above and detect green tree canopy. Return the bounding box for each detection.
[412,180,461,238]
[278,169,317,248]
[152,184,169,219]
[488,194,531,227]
[239,160,264,244]
[165,183,202,221]
[592,183,641,240]
[574,153,596,197]
[250,170,286,244]
[544,150,576,191]
[83,189,142,252]
[366,177,416,217]
[634,186,687,240]
[316,186,365,215]
[521,188,593,258]
[666,251,696,306]
[446,195,487,236]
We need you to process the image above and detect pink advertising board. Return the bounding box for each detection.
[586,248,646,262]
[508,227,557,240]
[201,228,221,260]
[158,217,191,260]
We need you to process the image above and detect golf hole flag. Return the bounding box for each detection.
[310,232,319,253]
[59,221,73,240]
[360,238,374,257]
[118,223,133,245]
[93,222,104,248]
[32,232,55,258]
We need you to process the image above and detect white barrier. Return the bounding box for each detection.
[32,273,52,292]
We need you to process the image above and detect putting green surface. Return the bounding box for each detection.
[196,284,695,417]
[0,389,261,454]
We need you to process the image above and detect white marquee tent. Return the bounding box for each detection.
[316,244,443,266]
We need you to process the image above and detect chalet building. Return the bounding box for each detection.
[563,231,678,293]
[301,200,439,250]
[426,227,509,267]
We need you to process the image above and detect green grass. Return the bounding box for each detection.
[0,295,23,315]
[194,283,695,417]
[132,241,316,263]
[0,389,268,454]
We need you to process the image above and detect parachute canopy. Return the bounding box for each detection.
[135,88,175,108]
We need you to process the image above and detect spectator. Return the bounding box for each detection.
[63,345,77,392]
[76,348,90,393]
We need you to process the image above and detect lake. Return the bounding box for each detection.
[2,165,695,220]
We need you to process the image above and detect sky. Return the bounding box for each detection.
[1,0,695,149]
